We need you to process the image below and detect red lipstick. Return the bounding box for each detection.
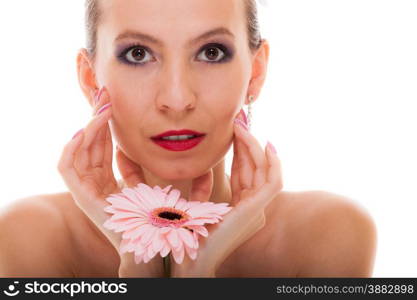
[151,129,204,139]
[151,129,206,151]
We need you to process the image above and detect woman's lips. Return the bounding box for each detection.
[151,129,205,139]
[151,135,206,151]
[150,129,206,151]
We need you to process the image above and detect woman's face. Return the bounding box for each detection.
[94,0,254,180]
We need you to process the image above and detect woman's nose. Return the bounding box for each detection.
[155,61,196,113]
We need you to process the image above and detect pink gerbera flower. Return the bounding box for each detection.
[103,183,232,264]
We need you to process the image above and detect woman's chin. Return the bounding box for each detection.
[155,171,201,182]
[147,165,210,182]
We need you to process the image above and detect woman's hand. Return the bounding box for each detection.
[170,111,283,277]
[57,87,163,277]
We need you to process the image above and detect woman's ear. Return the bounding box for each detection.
[246,39,270,104]
[76,48,99,107]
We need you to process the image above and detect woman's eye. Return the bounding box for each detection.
[124,47,154,64]
[197,46,226,63]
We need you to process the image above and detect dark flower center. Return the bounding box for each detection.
[159,211,182,220]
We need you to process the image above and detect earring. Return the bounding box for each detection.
[247,95,254,130]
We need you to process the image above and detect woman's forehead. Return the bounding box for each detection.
[101,0,244,19]
[100,0,246,41]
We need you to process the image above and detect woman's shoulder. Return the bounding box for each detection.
[272,189,376,224]
[0,192,72,240]
[269,189,377,277]
[0,192,76,276]
[0,192,82,232]
[0,191,120,277]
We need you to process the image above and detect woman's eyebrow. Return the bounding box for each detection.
[113,27,235,46]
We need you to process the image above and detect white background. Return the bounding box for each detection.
[0,0,416,277]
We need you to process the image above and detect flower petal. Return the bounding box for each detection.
[165,188,181,207]
[174,198,188,210]
[142,251,151,263]
[186,202,232,218]
[160,242,171,257]
[119,238,131,254]
[183,201,201,211]
[194,233,199,249]
[133,239,146,256]
[166,228,180,249]
[139,225,158,247]
[103,205,117,214]
[160,227,172,235]
[135,183,162,208]
[178,228,197,249]
[122,223,152,240]
[186,205,216,218]
[147,243,158,260]
[161,185,173,194]
[109,211,144,221]
[171,243,185,264]
[184,244,198,260]
[105,196,147,213]
[114,220,147,233]
[120,188,153,212]
[151,228,165,253]
[105,215,147,228]
[134,252,144,264]
[186,225,209,237]
[103,217,143,231]
[183,218,218,226]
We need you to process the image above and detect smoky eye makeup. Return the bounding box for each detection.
[115,43,154,66]
[114,41,235,67]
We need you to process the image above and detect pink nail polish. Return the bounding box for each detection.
[96,103,112,115]
[234,118,248,131]
[94,87,105,105]
[72,128,84,140]
[267,141,277,154]
[238,108,248,125]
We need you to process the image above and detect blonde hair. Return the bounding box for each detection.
[84,0,263,60]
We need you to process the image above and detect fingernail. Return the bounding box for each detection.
[234,118,248,131]
[266,141,277,154]
[72,128,84,140]
[96,103,112,115]
[238,108,248,125]
[94,87,105,105]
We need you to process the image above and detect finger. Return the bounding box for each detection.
[230,129,253,205]
[74,105,112,174]
[115,146,145,188]
[57,129,85,191]
[90,88,112,168]
[233,121,267,189]
[90,122,109,168]
[265,142,283,192]
[236,132,254,190]
[257,142,284,209]
[230,137,240,206]
[91,87,105,116]
[99,125,118,195]
[234,111,254,191]
[103,124,114,170]
[233,120,254,191]
[189,168,213,203]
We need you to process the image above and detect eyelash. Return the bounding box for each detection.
[117,43,233,67]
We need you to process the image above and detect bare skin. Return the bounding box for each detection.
[0,185,377,277]
[0,0,377,277]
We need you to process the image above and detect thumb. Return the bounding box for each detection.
[115,146,145,188]
[189,168,213,202]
